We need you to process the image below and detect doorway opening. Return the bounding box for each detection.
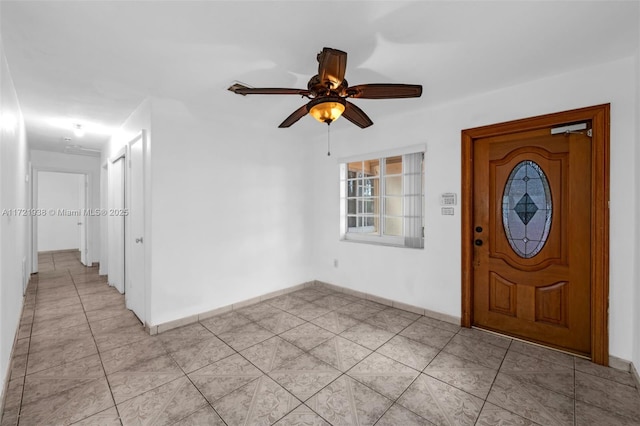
[33,170,91,270]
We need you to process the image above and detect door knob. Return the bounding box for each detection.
[475,239,483,246]
[135,237,143,244]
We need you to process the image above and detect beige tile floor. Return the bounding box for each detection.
[1,251,640,425]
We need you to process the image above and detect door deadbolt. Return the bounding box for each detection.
[474,239,483,246]
[475,226,483,233]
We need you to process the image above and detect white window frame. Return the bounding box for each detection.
[339,145,425,248]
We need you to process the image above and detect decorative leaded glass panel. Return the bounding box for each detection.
[502,160,552,258]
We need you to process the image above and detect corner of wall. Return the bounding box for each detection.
[632,6,640,384]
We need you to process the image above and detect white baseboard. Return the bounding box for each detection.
[609,354,632,372]
[149,279,462,335]
[312,280,461,325]
[147,281,316,335]
[0,280,34,418]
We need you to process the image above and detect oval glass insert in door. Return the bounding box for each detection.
[502,160,552,258]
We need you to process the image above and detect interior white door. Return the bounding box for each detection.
[125,133,146,323]
[78,174,88,266]
[108,157,125,293]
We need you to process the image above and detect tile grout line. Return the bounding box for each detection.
[373,317,526,424]
[371,319,459,425]
[180,372,231,425]
[472,338,513,425]
[196,294,361,425]
[170,290,520,424]
[287,305,427,424]
[15,256,85,424]
[349,310,485,424]
[180,308,307,424]
[274,325,345,424]
[68,266,124,426]
[14,276,37,426]
[198,312,302,421]
[166,329,237,426]
[225,293,459,424]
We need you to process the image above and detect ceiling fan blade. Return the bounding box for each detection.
[342,101,373,129]
[278,104,309,128]
[347,84,422,99]
[228,83,309,96]
[317,48,347,89]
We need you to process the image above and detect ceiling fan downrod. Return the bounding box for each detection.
[327,122,331,156]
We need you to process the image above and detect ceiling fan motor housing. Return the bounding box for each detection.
[307,75,348,97]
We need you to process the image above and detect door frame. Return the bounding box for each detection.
[78,173,88,266]
[461,104,610,365]
[108,146,126,294]
[124,130,148,325]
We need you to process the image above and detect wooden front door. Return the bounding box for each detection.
[473,127,591,355]
[461,104,610,363]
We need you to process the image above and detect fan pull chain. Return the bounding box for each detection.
[327,123,331,156]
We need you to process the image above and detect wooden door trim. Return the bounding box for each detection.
[461,104,610,365]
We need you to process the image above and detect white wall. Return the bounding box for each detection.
[36,171,83,251]
[103,97,315,327]
[145,97,314,326]
[633,8,640,374]
[30,150,101,266]
[311,57,638,362]
[0,41,29,400]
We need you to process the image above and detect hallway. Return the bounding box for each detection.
[1,252,639,425]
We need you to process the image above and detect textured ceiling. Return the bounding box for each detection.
[1,1,638,153]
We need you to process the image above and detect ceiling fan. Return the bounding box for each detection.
[228,47,422,129]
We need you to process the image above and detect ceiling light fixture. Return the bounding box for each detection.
[73,123,84,137]
[46,118,117,136]
[306,97,347,157]
[307,97,346,125]
[0,114,17,133]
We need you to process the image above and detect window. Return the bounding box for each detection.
[502,160,552,258]
[339,150,424,248]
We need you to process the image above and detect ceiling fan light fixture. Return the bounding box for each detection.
[229,47,421,129]
[308,97,346,124]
